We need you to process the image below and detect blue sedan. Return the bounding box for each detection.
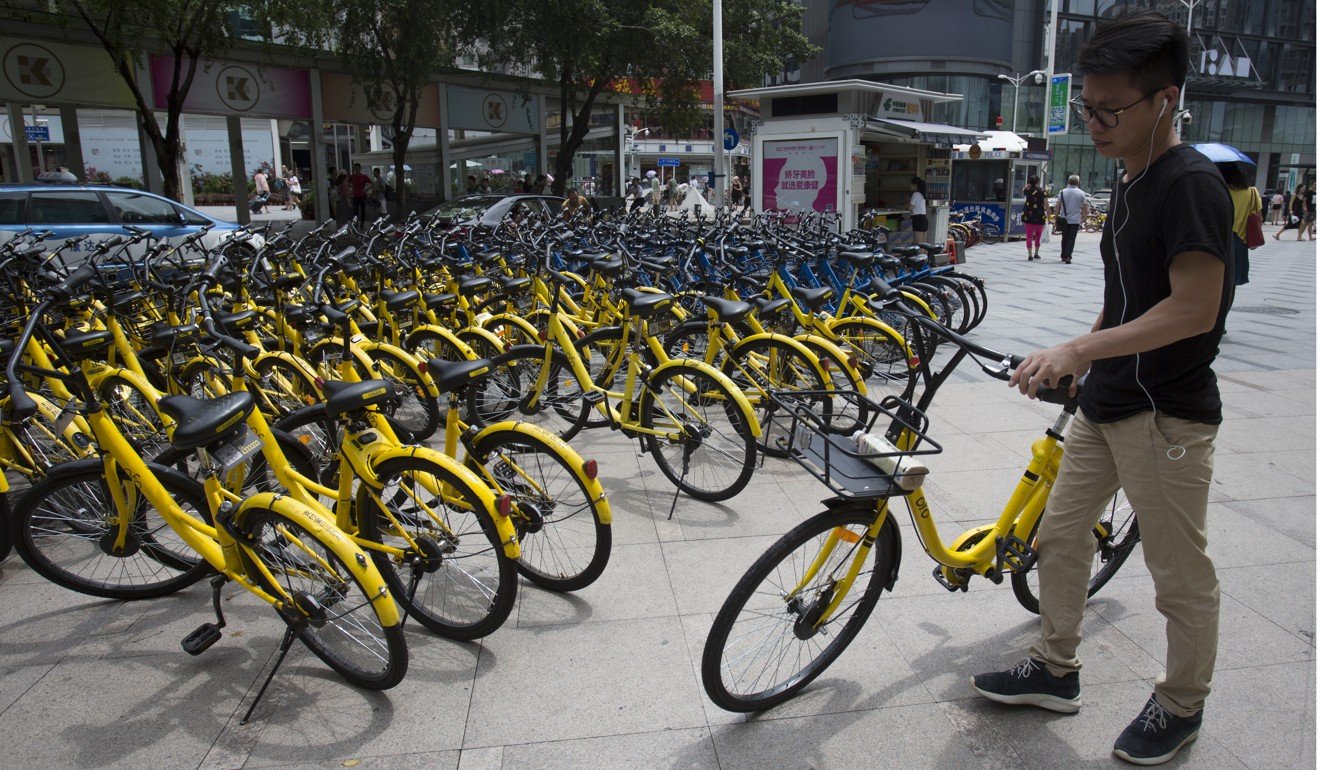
[0,184,262,260]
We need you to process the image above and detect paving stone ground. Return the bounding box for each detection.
[0,230,1313,769]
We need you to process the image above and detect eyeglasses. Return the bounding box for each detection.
[1070,89,1165,129]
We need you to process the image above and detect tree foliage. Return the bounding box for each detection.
[462,0,815,195]
[271,0,458,217]
[60,0,244,201]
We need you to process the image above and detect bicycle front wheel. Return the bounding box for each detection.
[241,506,407,689]
[469,346,589,441]
[364,347,440,443]
[720,337,828,459]
[640,365,756,502]
[473,429,611,592]
[1011,491,1141,614]
[358,455,518,640]
[702,505,896,712]
[14,459,211,599]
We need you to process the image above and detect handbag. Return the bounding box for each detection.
[1245,211,1265,249]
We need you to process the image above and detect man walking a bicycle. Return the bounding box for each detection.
[972,11,1233,766]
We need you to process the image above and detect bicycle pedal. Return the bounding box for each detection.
[931,565,969,593]
[583,391,606,405]
[181,623,223,655]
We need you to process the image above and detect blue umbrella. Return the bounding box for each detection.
[1191,142,1255,167]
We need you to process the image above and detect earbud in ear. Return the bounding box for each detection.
[1161,98,1169,111]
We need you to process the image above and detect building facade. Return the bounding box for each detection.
[787,0,1315,194]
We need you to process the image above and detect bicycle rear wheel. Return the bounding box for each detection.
[1011,491,1141,614]
[358,455,518,640]
[720,337,828,459]
[473,429,611,592]
[241,506,407,689]
[13,459,211,599]
[702,504,896,712]
[640,365,756,502]
[469,346,589,441]
[363,348,440,443]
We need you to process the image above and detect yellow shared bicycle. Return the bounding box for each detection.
[700,299,1140,712]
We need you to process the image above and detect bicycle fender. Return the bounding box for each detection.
[359,341,441,398]
[792,334,868,394]
[405,325,476,360]
[650,359,763,439]
[483,312,540,343]
[360,444,522,560]
[823,497,902,591]
[726,332,832,393]
[457,325,507,355]
[472,420,612,525]
[253,350,321,384]
[235,491,403,627]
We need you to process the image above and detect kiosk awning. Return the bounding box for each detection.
[869,118,986,146]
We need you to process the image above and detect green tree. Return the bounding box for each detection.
[271,0,457,217]
[61,0,245,201]
[464,0,814,196]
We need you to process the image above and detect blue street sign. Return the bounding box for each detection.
[657,157,680,167]
[723,128,739,151]
[24,125,50,142]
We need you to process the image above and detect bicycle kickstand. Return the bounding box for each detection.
[667,442,695,520]
[240,623,301,725]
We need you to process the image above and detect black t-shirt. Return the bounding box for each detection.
[1080,144,1233,425]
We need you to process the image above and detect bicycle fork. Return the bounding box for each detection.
[784,503,892,636]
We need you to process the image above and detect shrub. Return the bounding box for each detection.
[112,176,143,189]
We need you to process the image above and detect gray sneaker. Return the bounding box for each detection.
[970,657,1081,714]
[1113,695,1201,765]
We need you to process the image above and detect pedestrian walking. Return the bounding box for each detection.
[972,12,1233,767]
[347,163,371,225]
[647,170,660,209]
[284,167,302,211]
[372,168,388,214]
[1269,190,1284,224]
[730,174,745,208]
[1054,175,1089,263]
[1305,182,1316,240]
[1219,163,1260,285]
[252,167,271,213]
[1273,183,1306,240]
[1021,174,1047,260]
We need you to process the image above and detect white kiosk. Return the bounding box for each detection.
[728,80,986,241]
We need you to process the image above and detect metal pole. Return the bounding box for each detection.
[1175,0,1200,138]
[1042,0,1061,184]
[1011,82,1020,134]
[30,104,44,174]
[712,0,725,208]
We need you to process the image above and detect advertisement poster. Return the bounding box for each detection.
[761,138,839,214]
[151,56,311,119]
[1048,73,1071,135]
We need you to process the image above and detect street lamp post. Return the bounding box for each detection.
[997,70,1047,135]
[1173,0,1202,138]
[629,127,652,179]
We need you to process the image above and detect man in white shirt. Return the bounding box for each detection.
[1055,175,1090,263]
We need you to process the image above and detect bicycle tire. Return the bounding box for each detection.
[249,355,321,418]
[363,347,440,443]
[357,455,518,640]
[240,505,408,689]
[923,276,973,335]
[702,504,896,712]
[794,337,869,437]
[473,429,611,592]
[0,494,11,562]
[829,318,917,400]
[639,364,756,502]
[13,459,212,599]
[575,326,629,429]
[981,224,1002,245]
[468,345,589,441]
[944,271,989,329]
[719,337,829,459]
[1011,491,1142,614]
[96,374,170,461]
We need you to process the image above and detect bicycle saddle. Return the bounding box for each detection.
[790,286,834,311]
[917,243,946,257]
[888,245,922,258]
[700,296,754,323]
[496,276,532,292]
[457,276,493,296]
[426,357,492,394]
[620,288,673,319]
[216,309,259,334]
[158,391,255,451]
[321,379,397,418]
[58,329,114,361]
[423,292,456,311]
[903,254,929,270]
[752,296,793,317]
[379,289,421,311]
[837,251,876,268]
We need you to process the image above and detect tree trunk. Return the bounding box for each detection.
[551,76,608,197]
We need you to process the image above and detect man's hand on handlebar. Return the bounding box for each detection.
[1008,343,1089,400]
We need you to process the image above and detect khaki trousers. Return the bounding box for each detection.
[1028,411,1220,717]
